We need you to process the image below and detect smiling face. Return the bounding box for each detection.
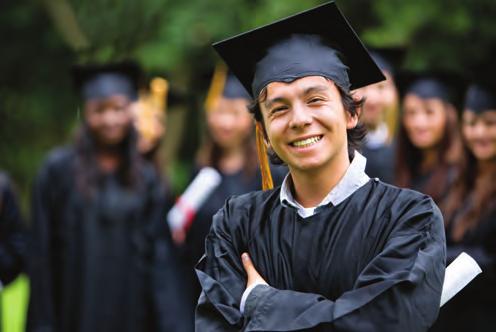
[402,94,447,150]
[259,76,357,174]
[462,110,496,161]
[84,94,133,147]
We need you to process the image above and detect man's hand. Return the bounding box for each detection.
[242,252,268,289]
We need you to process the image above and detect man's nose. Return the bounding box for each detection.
[289,103,312,129]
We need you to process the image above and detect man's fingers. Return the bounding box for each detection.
[242,252,268,288]
[242,252,254,274]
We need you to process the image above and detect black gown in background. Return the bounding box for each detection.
[27,147,190,332]
[361,143,395,184]
[410,165,457,206]
[0,172,27,286]
[430,206,496,332]
[195,180,446,331]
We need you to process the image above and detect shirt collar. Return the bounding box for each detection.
[280,151,370,218]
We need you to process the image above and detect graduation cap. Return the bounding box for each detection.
[213,1,384,99]
[397,71,467,111]
[204,63,251,113]
[368,47,406,77]
[464,64,496,114]
[212,1,384,190]
[464,81,496,114]
[72,61,142,101]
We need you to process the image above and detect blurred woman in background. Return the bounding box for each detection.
[28,63,190,332]
[432,80,496,331]
[395,73,463,203]
[177,65,286,314]
[355,48,403,183]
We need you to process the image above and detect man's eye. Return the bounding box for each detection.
[308,98,323,104]
[271,106,287,114]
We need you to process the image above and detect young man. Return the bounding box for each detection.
[195,2,446,331]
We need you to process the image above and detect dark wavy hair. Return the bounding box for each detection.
[248,79,366,163]
[442,141,496,241]
[196,130,259,179]
[74,123,143,198]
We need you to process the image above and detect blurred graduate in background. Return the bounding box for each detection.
[395,72,464,204]
[355,48,403,183]
[175,64,286,315]
[432,75,496,332]
[27,62,191,332]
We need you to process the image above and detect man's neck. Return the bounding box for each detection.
[289,151,350,208]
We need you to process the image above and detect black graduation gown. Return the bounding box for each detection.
[361,143,395,184]
[0,172,27,286]
[27,147,189,332]
[430,208,496,332]
[410,165,457,205]
[195,179,446,331]
[182,165,287,312]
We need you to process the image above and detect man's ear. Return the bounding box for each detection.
[346,111,359,129]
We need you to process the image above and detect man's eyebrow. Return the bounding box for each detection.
[264,97,287,109]
[264,84,330,108]
[302,85,329,96]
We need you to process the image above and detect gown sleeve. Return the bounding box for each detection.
[195,200,248,331]
[195,194,446,332]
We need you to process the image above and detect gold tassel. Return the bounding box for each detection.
[204,63,227,113]
[255,122,274,191]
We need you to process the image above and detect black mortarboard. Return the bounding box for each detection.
[397,71,466,110]
[213,1,384,98]
[465,82,496,114]
[369,47,406,77]
[463,52,496,114]
[223,72,251,100]
[72,62,142,101]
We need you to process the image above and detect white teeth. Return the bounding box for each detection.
[292,136,321,147]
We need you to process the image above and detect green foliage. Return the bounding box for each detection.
[1,0,496,202]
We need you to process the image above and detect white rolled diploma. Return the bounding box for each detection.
[167,167,222,231]
[440,252,482,307]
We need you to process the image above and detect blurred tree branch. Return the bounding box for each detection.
[42,0,89,51]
